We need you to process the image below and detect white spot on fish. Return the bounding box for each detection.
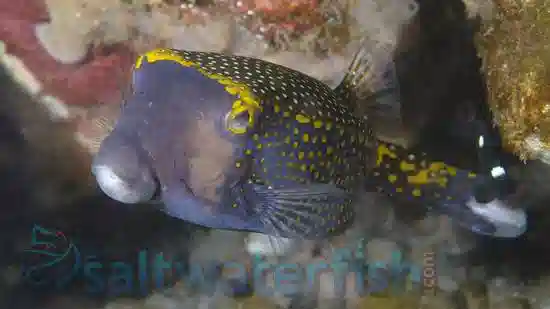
[490,166,506,178]
[478,135,485,147]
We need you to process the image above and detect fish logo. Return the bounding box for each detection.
[21,225,81,289]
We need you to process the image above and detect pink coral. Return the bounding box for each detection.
[228,0,325,43]
[0,0,135,107]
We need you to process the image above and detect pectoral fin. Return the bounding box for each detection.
[246,183,355,239]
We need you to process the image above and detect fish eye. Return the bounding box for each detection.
[224,110,251,134]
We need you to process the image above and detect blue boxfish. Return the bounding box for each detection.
[92,43,526,239]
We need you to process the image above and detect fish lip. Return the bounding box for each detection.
[92,164,158,204]
[465,197,527,238]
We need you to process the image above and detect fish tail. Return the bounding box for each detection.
[335,38,402,122]
[371,141,527,238]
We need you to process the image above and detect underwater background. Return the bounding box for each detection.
[2,0,550,309]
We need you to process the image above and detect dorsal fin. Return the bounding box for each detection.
[334,38,403,124]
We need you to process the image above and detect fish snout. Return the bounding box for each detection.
[92,138,158,204]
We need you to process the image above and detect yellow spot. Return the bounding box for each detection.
[407,162,456,187]
[376,144,398,166]
[293,142,299,148]
[253,134,259,141]
[256,143,263,149]
[294,128,299,135]
[274,104,281,113]
[284,136,291,144]
[468,172,476,178]
[400,161,416,172]
[296,114,311,123]
[314,120,324,129]
[245,149,252,155]
[447,166,457,176]
[388,175,397,183]
[396,188,403,193]
[300,164,307,171]
[283,111,290,117]
[412,189,422,197]
[303,134,310,142]
[235,162,241,168]
[321,135,327,143]
[281,151,286,156]
[308,152,315,159]
[326,122,333,130]
[232,203,238,208]
[327,147,334,155]
[298,152,305,160]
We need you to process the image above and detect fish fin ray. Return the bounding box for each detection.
[336,38,403,124]
[247,183,355,239]
[429,201,497,236]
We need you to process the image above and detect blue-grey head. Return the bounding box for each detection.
[92,49,358,239]
[92,50,262,232]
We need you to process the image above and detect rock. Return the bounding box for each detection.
[245,232,320,261]
[349,0,418,48]
[349,295,420,309]
[34,22,89,64]
[487,277,525,308]
[245,233,296,257]
[237,295,282,309]
[171,19,235,53]
[418,293,457,309]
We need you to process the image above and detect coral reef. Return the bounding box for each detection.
[0,2,135,107]
[472,0,550,163]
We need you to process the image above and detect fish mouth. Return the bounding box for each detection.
[465,196,527,238]
[92,139,159,204]
[92,163,159,204]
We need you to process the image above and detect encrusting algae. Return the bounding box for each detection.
[474,0,550,163]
